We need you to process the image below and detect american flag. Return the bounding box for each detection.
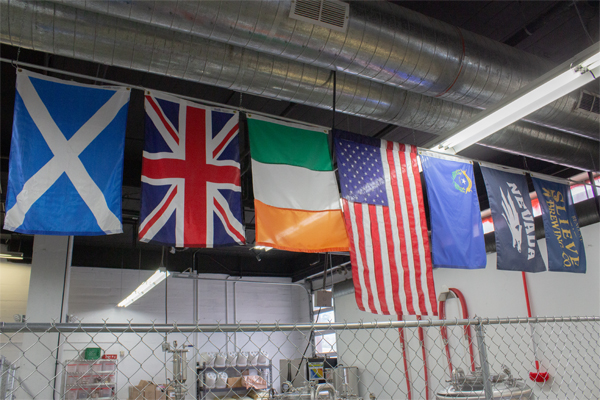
[139,92,245,247]
[335,131,437,316]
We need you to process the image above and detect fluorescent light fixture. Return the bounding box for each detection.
[0,251,24,260]
[253,245,273,251]
[117,268,170,308]
[428,44,600,154]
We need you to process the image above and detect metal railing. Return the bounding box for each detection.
[1,317,598,400]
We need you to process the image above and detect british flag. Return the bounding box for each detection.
[138,91,245,247]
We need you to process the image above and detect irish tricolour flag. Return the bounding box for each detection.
[247,115,349,253]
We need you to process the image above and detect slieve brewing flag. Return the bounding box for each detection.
[247,115,348,252]
[334,130,437,316]
[4,69,130,235]
[139,91,245,247]
[480,165,546,273]
[420,152,486,269]
[531,176,586,273]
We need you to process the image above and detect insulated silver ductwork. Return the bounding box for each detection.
[49,0,600,140]
[479,122,598,172]
[1,0,598,171]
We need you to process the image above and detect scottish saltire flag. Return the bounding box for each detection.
[480,165,546,272]
[531,176,586,273]
[139,91,245,247]
[420,152,486,269]
[4,69,129,235]
[335,130,437,316]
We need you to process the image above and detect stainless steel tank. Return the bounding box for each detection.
[333,366,359,397]
[436,367,534,400]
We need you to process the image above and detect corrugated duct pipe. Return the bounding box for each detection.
[1,0,598,171]
[48,0,600,141]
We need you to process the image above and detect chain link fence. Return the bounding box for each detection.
[1,317,598,400]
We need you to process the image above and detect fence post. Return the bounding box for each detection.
[475,321,493,400]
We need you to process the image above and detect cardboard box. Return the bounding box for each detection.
[129,385,143,400]
[227,377,244,388]
[128,380,167,400]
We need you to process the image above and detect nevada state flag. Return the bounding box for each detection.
[4,69,130,235]
[138,91,245,247]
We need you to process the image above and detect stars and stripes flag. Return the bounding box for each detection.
[334,130,437,316]
[139,91,245,247]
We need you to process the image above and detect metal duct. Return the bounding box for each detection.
[1,0,598,171]
[50,0,600,141]
[480,121,599,172]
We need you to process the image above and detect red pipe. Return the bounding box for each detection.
[522,272,533,319]
[397,314,412,400]
[438,288,476,376]
[449,288,476,372]
[521,272,537,369]
[438,299,454,377]
[522,271,550,383]
[417,315,430,400]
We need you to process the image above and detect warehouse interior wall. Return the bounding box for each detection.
[334,222,599,399]
[1,223,597,397]
[63,269,311,398]
[0,259,31,369]
[0,259,30,323]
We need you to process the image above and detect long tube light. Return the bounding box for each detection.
[427,43,600,154]
[117,268,170,308]
[0,251,24,260]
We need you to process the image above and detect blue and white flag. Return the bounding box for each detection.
[531,176,586,273]
[480,165,546,273]
[4,69,130,235]
[420,152,486,269]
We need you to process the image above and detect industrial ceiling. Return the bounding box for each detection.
[1,1,598,280]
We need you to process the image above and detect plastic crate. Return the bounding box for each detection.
[84,347,101,360]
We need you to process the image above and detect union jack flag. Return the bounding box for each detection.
[139,91,245,247]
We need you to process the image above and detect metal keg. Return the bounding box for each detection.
[436,367,534,400]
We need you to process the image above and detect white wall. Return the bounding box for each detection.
[334,222,599,400]
[64,268,311,399]
[0,259,31,323]
[0,260,31,378]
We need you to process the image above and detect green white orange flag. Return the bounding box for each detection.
[247,115,349,252]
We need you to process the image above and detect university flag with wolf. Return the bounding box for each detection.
[480,166,546,272]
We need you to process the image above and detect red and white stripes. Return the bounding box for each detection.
[343,141,437,316]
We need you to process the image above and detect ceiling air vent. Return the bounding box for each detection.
[290,0,349,33]
[576,91,600,115]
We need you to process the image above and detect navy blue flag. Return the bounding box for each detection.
[480,166,546,272]
[420,153,486,269]
[4,69,130,235]
[532,177,586,273]
[138,91,245,247]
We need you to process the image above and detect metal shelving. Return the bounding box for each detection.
[63,360,117,400]
[196,361,272,399]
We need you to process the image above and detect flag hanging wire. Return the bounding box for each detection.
[1,57,596,189]
[0,57,329,132]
